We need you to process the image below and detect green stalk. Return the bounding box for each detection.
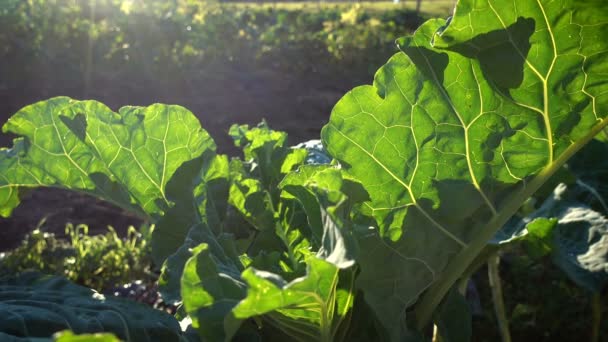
[414,119,608,330]
[591,292,601,342]
[432,324,443,342]
[488,253,511,342]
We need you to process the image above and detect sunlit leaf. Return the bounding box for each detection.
[0,97,221,263]
[233,257,355,342]
[321,0,608,336]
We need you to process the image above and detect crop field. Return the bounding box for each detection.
[227,1,456,16]
[0,0,607,341]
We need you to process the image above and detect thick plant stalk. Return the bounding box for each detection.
[432,324,442,342]
[488,253,511,342]
[415,120,608,329]
[591,293,601,342]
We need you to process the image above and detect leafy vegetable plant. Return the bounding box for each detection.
[0,0,607,340]
[484,139,608,341]
[0,272,182,341]
[321,0,608,336]
[0,223,154,291]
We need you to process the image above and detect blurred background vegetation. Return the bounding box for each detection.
[0,0,453,152]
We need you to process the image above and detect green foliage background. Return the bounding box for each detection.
[0,223,154,291]
[0,0,423,91]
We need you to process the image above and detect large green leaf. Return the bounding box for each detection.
[0,97,214,218]
[153,153,231,263]
[54,331,121,342]
[229,122,307,196]
[158,223,235,304]
[280,165,333,242]
[228,123,314,276]
[180,243,246,342]
[198,154,231,234]
[0,97,223,263]
[280,165,366,267]
[1,331,122,342]
[232,257,355,342]
[179,163,362,342]
[321,0,608,336]
[229,171,277,232]
[0,272,182,341]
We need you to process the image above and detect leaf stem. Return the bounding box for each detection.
[414,118,608,330]
[432,324,443,342]
[488,253,511,342]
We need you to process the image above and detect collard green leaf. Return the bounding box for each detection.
[199,155,231,234]
[54,331,121,342]
[4,331,122,342]
[228,124,315,277]
[0,272,181,341]
[152,155,209,264]
[232,257,355,342]
[0,97,222,263]
[280,165,334,242]
[179,162,360,342]
[229,171,310,277]
[521,217,557,258]
[317,207,357,269]
[159,223,234,304]
[181,243,246,342]
[239,251,283,274]
[0,97,214,218]
[274,199,313,275]
[229,174,277,232]
[495,139,608,247]
[321,0,608,335]
[229,122,307,194]
[280,165,365,268]
[551,206,608,293]
[223,165,367,341]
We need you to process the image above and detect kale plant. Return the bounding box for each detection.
[0,0,606,340]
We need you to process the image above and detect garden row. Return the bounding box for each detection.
[0,0,607,341]
[0,0,424,90]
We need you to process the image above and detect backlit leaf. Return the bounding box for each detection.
[321,0,608,336]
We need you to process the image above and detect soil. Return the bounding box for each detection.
[0,61,368,251]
